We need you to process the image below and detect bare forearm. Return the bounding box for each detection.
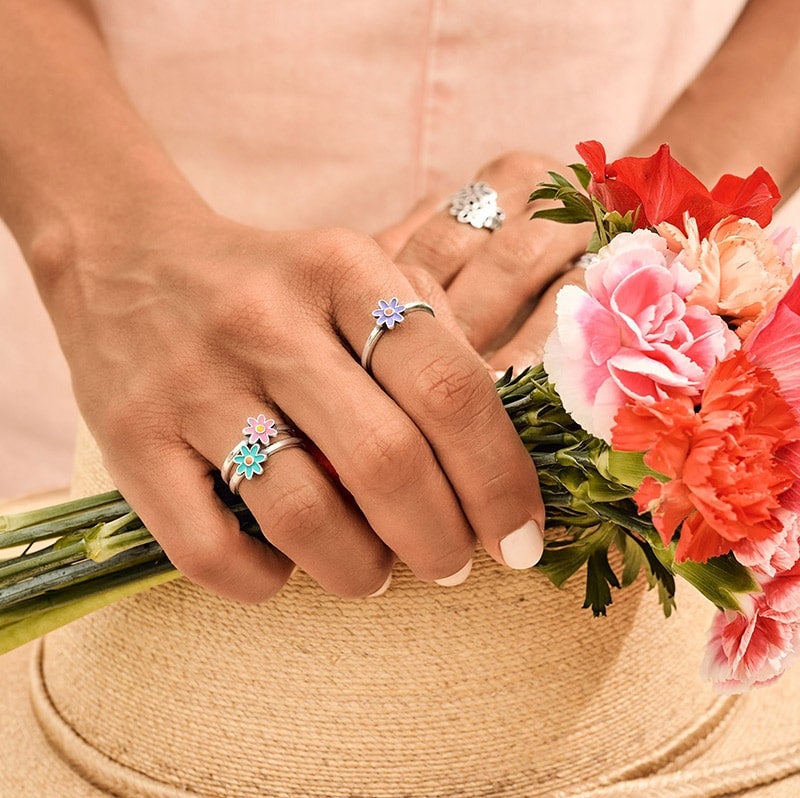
[0,0,205,276]
[631,0,800,195]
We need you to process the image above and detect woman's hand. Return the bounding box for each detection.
[374,152,593,370]
[38,206,546,604]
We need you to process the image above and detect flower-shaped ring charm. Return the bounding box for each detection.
[449,181,505,231]
[233,444,266,480]
[373,298,407,330]
[360,297,436,374]
[220,417,302,494]
[242,414,278,445]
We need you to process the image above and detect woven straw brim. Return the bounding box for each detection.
[0,493,800,796]
[2,622,800,797]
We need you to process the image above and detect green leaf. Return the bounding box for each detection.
[536,523,618,590]
[547,170,574,188]
[569,162,592,190]
[673,556,760,612]
[584,547,621,616]
[599,449,663,490]
[635,537,677,617]
[531,207,592,224]
[618,533,644,588]
[529,186,559,202]
[586,230,603,253]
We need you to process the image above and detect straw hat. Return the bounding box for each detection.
[2,422,800,797]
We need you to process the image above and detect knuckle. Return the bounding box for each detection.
[171,529,234,586]
[481,150,534,181]
[313,227,375,271]
[480,461,525,508]
[264,479,328,546]
[347,421,428,496]
[169,523,290,604]
[99,396,170,453]
[418,353,493,422]
[404,265,443,301]
[406,223,471,266]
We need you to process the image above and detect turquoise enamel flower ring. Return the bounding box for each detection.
[233,444,266,479]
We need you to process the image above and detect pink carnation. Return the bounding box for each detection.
[543,230,739,441]
[734,510,800,578]
[702,595,800,693]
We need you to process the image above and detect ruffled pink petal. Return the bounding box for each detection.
[543,331,623,441]
[746,303,800,409]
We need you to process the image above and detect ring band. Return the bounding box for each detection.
[221,416,301,494]
[449,181,505,231]
[221,423,294,485]
[575,252,599,270]
[227,436,305,496]
[360,298,435,373]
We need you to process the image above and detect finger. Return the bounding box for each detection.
[446,219,591,353]
[393,189,503,286]
[333,278,546,571]
[189,401,397,600]
[372,194,444,259]
[102,433,295,604]
[266,339,478,585]
[403,264,476,356]
[489,267,588,372]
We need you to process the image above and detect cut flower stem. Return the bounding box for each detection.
[0,364,756,654]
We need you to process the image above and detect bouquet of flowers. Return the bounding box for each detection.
[2,140,798,694]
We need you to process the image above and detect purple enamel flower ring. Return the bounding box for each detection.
[360,298,435,374]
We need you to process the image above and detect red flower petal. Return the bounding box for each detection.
[576,141,781,236]
[710,167,781,229]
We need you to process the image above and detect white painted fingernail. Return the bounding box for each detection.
[368,572,392,597]
[435,558,473,587]
[500,521,544,569]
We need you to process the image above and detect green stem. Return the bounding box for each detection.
[0,539,87,588]
[0,542,170,610]
[0,560,180,655]
[0,490,124,532]
[0,496,132,548]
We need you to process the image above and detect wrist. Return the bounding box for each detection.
[25,178,214,301]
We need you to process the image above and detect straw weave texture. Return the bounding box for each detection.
[5,421,737,797]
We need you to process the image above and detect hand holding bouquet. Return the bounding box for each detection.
[2,140,799,694]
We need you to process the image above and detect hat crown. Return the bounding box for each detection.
[35,423,724,797]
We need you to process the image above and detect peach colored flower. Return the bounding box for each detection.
[543,230,738,442]
[613,351,800,563]
[702,595,800,693]
[658,215,798,339]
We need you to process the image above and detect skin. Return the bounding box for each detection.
[0,0,545,603]
[1,0,799,604]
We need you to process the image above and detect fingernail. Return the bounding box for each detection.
[368,572,393,597]
[434,559,473,587]
[493,370,508,381]
[500,521,544,569]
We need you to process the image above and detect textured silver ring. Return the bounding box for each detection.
[449,181,505,231]
[360,298,435,373]
[575,252,600,270]
[226,436,305,496]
